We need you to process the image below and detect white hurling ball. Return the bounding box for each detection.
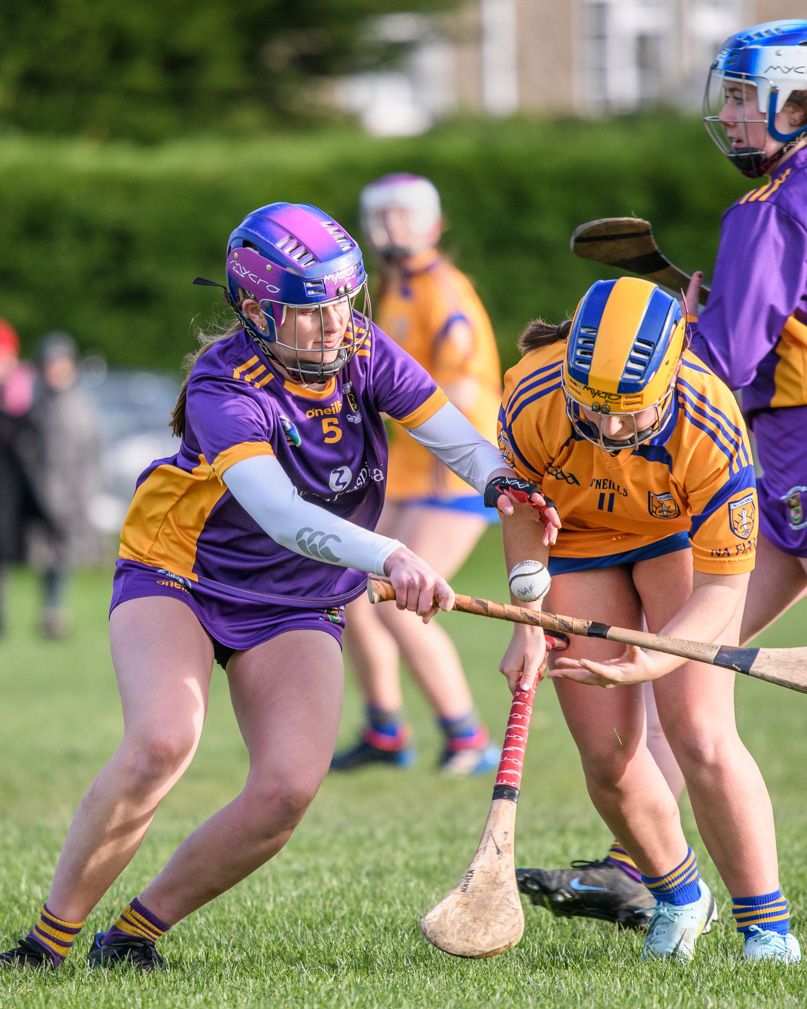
[508,560,552,602]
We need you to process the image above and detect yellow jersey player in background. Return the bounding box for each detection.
[332,173,503,775]
[498,277,799,963]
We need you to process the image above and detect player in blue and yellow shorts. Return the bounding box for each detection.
[333,174,504,775]
[499,277,799,963]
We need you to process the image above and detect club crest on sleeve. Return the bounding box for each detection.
[648,491,681,520]
[343,382,362,424]
[782,486,807,530]
[729,494,756,540]
[497,429,516,469]
[279,413,301,447]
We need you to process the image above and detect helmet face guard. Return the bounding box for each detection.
[562,278,685,452]
[703,20,807,178]
[359,173,441,258]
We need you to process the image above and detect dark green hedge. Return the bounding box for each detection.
[0,113,754,373]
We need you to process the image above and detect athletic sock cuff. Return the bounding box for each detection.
[732,890,789,935]
[641,846,701,906]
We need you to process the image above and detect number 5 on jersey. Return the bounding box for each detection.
[322,417,342,443]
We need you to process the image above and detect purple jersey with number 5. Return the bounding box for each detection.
[118,322,446,606]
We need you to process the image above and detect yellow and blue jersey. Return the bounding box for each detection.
[498,344,757,574]
[380,249,502,499]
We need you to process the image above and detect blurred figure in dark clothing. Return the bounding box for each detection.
[0,319,38,635]
[27,332,102,637]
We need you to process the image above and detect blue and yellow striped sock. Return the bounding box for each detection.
[605,841,643,884]
[641,846,701,906]
[27,903,84,965]
[103,897,170,945]
[732,890,790,936]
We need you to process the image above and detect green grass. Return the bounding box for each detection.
[2,532,807,1007]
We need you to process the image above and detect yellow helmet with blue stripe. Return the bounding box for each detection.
[562,278,686,449]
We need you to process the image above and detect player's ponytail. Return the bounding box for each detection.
[517,318,572,356]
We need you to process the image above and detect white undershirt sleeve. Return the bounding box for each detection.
[405,401,507,493]
[223,455,403,575]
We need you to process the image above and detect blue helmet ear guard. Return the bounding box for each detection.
[703,20,807,177]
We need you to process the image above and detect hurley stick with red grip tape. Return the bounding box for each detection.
[418,633,569,958]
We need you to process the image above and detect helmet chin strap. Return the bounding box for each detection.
[729,89,807,178]
[253,334,350,383]
[729,135,805,178]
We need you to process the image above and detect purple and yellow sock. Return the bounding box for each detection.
[605,841,643,884]
[102,897,170,945]
[732,889,790,936]
[27,903,84,965]
[641,846,701,906]
[362,705,410,751]
[439,710,489,753]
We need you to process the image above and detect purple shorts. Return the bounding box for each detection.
[750,407,807,557]
[110,559,346,669]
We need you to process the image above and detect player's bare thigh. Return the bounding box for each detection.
[548,565,648,768]
[109,596,215,747]
[632,548,741,745]
[226,629,344,790]
[741,530,807,643]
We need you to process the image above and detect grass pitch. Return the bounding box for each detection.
[1,531,806,1007]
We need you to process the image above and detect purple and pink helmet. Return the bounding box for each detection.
[213,202,370,381]
[226,203,367,337]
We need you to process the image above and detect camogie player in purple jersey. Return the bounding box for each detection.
[689,19,807,641]
[517,19,807,940]
[0,202,559,972]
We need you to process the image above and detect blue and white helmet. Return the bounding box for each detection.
[703,20,807,177]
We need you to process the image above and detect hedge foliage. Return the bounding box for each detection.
[0,114,756,373]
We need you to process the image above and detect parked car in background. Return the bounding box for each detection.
[80,358,181,535]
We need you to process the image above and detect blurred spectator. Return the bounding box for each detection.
[27,331,102,637]
[0,319,39,635]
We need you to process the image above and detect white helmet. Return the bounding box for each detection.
[703,20,807,177]
[359,173,441,257]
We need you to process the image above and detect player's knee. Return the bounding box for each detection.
[121,728,197,789]
[665,724,735,771]
[246,777,319,834]
[581,751,635,793]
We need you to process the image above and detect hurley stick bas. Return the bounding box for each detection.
[417,632,569,958]
[570,217,710,305]
[366,579,807,694]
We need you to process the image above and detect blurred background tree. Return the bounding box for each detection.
[0,0,768,371]
[0,0,464,141]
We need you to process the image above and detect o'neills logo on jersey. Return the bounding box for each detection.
[729,494,756,540]
[648,491,681,520]
[783,486,807,530]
